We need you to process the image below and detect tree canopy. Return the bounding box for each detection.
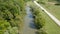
[0,0,25,34]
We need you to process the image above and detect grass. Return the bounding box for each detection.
[38,1,60,20]
[40,8,60,34]
[29,1,60,34]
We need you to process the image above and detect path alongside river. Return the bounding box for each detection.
[34,1,60,26]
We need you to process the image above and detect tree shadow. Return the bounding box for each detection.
[29,21,37,29]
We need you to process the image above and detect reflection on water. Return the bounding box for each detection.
[25,4,36,29]
[29,14,33,18]
[29,22,36,29]
[21,4,37,34]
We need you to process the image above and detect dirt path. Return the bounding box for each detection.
[34,1,60,26]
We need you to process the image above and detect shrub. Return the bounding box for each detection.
[36,29,47,34]
[30,6,45,29]
[0,0,25,34]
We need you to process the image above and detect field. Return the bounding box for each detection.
[41,8,60,34]
[38,0,60,20]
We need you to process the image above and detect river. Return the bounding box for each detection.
[21,4,37,34]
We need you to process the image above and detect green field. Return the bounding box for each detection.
[38,0,60,20]
[40,8,60,34]
[29,1,60,34]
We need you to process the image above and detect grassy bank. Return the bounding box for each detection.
[29,1,60,34]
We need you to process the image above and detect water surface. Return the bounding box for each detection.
[21,4,37,34]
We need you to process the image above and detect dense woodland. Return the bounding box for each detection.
[0,0,25,34]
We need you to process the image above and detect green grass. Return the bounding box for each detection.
[40,8,60,34]
[38,2,60,20]
[29,1,60,34]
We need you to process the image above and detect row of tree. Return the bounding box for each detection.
[30,3,47,34]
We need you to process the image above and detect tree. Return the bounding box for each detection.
[0,0,25,34]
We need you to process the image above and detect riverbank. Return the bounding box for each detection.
[28,1,60,34]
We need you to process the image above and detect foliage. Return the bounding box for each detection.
[30,5,45,29]
[30,2,47,34]
[0,0,25,34]
[24,0,31,2]
[37,0,48,4]
[36,29,47,34]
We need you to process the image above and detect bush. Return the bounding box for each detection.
[36,29,47,34]
[0,0,25,34]
[55,3,60,5]
[30,6,45,29]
